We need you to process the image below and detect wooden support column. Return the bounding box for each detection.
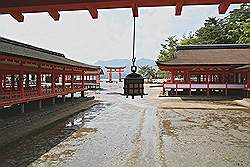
[20,71,24,98]
[52,69,55,94]
[62,72,66,92]
[109,71,112,82]
[118,72,122,82]
[170,69,174,95]
[3,74,6,88]
[25,73,29,89]
[37,71,42,96]
[71,73,74,99]
[21,103,25,113]
[38,100,42,110]
[11,74,15,90]
[81,72,85,97]
[206,73,210,96]
[0,74,2,90]
[247,68,250,97]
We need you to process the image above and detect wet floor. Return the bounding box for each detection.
[0,82,249,167]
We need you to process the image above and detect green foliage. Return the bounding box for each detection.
[157,36,178,61]
[157,4,250,62]
[138,65,156,79]
[237,19,250,43]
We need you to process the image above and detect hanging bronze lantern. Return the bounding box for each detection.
[123,17,145,99]
[124,68,144,99]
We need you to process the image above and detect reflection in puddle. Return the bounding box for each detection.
[0,103,107,167]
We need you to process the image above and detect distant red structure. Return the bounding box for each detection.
[0,37,102,112]
[0,0,248,22]
[105,66,126,83]
[156,44,250,97]
[85,68,104,89]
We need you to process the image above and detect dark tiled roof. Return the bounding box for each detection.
[104,66,126,69]
[0,37,99,70]
[157,44,250,67]
[176,44,250,51]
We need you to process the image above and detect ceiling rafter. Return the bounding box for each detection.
[175,0,184,16]
[48,10,60,21]
[88,8,98,19]
[218,0,231,14]
[10,12,24,22]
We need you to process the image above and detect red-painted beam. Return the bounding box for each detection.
[10,12,24,22]
[0,0,248,21]
[88,8,98,19]
[48,10,60,21]
[175,0,184,16]
[132,3,138,17]
[218,0,231,14]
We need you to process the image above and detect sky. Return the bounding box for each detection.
[0,4,239,64]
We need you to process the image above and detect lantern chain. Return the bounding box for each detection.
[131,16,136,73]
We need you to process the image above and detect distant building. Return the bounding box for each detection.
[156,44,250,97]
[0,37,102,111]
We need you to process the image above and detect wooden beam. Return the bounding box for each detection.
[218,0,231,14]
[132,3,138,17]
[48,10,60,21]
[175,0,184,16]
[10,12,24,22]
[88,8,98,19]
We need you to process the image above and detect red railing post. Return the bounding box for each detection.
[20,71,24,98]
[37,70,42,96]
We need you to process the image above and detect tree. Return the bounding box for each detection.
[237,19,250,44]
[138,66,149,78]
[195,17,226,44]
[225,4,250,43]
[158,36,178,61]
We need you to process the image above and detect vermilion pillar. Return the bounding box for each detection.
[170,69,174,95]
[52,71,55,94]
[109,71,112,82]
[118,72,122,82]
[81,72,84,97]
[11,74,15,90]
[62,72,65,92]
[25,73,29,88]
[37,71,42,96]
[247,69,250,89]
[20,71,24,98]
[0,74,2,90]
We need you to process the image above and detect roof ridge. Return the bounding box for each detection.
[0,36,65,58]
[177,44,250,51]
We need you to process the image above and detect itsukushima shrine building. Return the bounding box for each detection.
[0,37,102,111]
[157,44,250,97]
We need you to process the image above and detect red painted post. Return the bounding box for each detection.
[3,74,6,88]
[62,72,65,92]
[162,82,165,96]
[11,74,15,90]
[109,71,112,82]
[247,68,250,97]
[171,69,174,95]
[37,71,42,96]
[176,83,178,95]
[206,73,210,96]
[20,71,24,98]
[0,74,2,90]
[71,73,74,91]
[81,72,84,97]
[52,70,55,94]
[118,72,122,82]
[25,73,29,88]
